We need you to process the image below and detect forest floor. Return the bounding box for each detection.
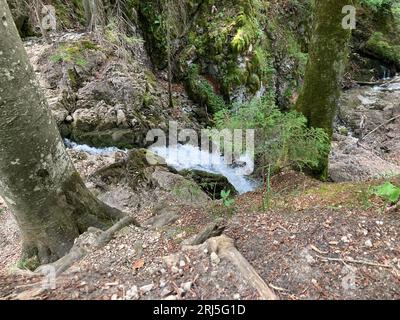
[0,167,399,300]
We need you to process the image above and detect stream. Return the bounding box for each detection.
[64,139,258,194]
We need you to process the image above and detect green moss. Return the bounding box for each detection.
[366,32,400,67]
[18,255,40,271]
[186,64,226,113]
[142,90,154,107]
[72,129,135,149]
[50,39,98,67]
[53,0,85,28]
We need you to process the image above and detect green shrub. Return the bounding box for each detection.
[186,64,226,113]
[366,32,400,66]
[372,181,400,203]
[214,94,331,174]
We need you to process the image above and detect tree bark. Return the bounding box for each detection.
[0,0,124,267]
[296,0,353,179]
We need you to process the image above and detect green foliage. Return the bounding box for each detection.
[50,40,97,67]
[215,94,331,174]
[360,0,396,10]
[52,0,85,28]
[17,256,40,271]
[372,181,400,203]
[221,189,235,207]
[186,64,226,113]
[366,32,400,66]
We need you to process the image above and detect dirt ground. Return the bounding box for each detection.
[1,164,399,300]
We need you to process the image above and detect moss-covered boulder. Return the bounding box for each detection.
[179,169,237,199]
[137,0,311,110]
[349,2,400,80]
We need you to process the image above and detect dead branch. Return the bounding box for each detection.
[315,254,393,269]
[359,114,400,143]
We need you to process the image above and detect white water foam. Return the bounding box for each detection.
[64,139,127,155]
[150,144,258,194]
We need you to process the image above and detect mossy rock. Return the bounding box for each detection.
[365,32,400,69]
[71,129,137,149]
[179,169,237,199]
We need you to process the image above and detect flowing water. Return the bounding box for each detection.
[64,140,258,194]
[150,144,258,194]
[64,139,127,155]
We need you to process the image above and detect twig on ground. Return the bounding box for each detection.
[315,254,393,269]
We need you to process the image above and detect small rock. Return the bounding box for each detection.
[181,282,192,292]
[65,115,73,122]
[164,295,177,300]
[140,283,154,294]
[111,294,119,300]
[179,260,186,268]
[160,287,172,297]
[171,266,179,273]
[159,279,167,288]
[210,252,220,265]
[365,239,373,248]
[126,286,139,300]
[116,109,127,126]
[163,254,180,268]
[233,293,240,300]
[341,236,350,243]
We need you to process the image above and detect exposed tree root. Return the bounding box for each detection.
[183,218,226,246]
[183,232,278,300]
[145,211,179,230]
[37,216,139,276]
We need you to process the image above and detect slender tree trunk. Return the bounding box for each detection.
[165,1,174,108]
[0,0,123,267]
[296,0,353,179]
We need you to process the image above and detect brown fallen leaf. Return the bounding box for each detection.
[132,259,145,270]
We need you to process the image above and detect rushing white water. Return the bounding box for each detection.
[64,139,127,155]
[150,144,258,194]
[373,81,400,92]
[64,139,258,194]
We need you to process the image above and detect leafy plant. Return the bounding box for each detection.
[372,182,400,204]
[221,189,235,208]
[215,94,331,175]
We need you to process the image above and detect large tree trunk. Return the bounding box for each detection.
[296,0,353,179]
[0,0,124,267]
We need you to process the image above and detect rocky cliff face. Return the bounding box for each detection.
[10,1,400,112]
[24,31,204,149]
